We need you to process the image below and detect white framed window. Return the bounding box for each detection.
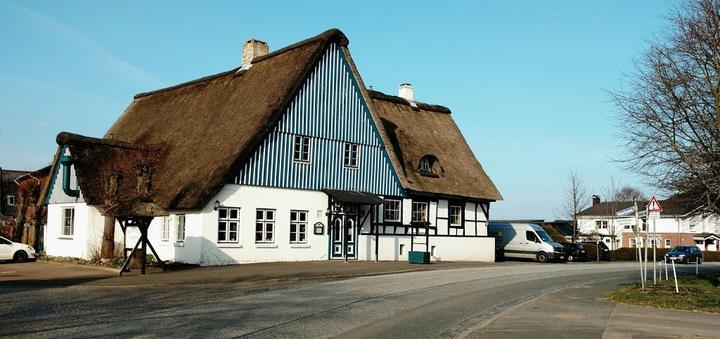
[630,238,637,248]
[623,224,631,230]
[665,239,671,248]
[596,220,608,229]
[412,202,428,223]
[343,143,359,168]
[383,199,401,222]
[161,217,170,241]
[218,207,240,243]
[61,207,74,236]
[293,135,310,163]
[290,210,307,244]
[256,209,275,243]
[449,205,462,226]
[176,214,186,242]
[689,224,696,232]
[6,195,16,206]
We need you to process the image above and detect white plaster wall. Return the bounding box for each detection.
[402,198,412,225]
[46,203,91,259]
[198,185,329,265]
[358,235,494,262]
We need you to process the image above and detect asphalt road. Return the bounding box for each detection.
[0,262,714,338]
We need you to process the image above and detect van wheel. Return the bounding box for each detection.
[536,252,548,263]
[13,251,28,263]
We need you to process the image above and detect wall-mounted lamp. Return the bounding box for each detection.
[213,200,221,211]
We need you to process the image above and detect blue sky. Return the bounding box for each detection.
[0,0,677,219]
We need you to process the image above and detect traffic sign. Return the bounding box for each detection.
[647,196,663,212]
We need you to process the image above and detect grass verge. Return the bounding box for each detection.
[608,273,720,313]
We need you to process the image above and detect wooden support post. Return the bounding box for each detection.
[140,222,148,275]
[118,237,142,276]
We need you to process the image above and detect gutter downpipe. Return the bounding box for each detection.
[59,155,80,198]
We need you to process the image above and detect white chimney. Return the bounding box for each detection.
[398,83,414,101]
[242,39,269,66]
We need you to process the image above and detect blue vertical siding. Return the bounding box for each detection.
[233,43,404,197]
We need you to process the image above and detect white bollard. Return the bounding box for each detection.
[664,259,668,281]
[696,258,699,276]
[671,258,679,294]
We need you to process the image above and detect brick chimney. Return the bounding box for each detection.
[398,83,414,101]
[592,195,601,206]
[242,39,269,66]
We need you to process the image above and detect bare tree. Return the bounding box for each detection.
[611,0,720,214]
[556,171,590,242]
[601,177,623,250]
[616,185,646,201]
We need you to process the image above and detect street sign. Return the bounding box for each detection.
[647,196,663,212]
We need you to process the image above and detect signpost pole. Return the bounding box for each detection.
[634,200,644,290]
[653,216,657,285]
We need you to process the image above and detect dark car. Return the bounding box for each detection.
[562,243,587,262]
[665,245,703,264]
[581,241,611,261]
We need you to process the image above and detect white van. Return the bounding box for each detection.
[488,222,566,263]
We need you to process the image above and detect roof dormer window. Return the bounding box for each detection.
[418,155,440,178]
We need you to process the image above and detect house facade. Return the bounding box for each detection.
[577,195,719,252]
[0,167,30,240]
[41,29,502,265]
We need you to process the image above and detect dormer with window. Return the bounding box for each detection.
[418,155,441,178]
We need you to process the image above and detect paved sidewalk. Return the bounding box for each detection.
[463,267,720,339]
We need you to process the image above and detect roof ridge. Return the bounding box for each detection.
[56,132,163,151]
[133,28,348,99]
[367,89,452,114]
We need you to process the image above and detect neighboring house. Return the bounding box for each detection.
[0,167,30,240]
[576,195,719,252]
[14,167,51,251]
[40,29,502,264]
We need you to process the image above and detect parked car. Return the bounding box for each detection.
[562,243,587,262]
[0,236,36,263]
[665,245,702,264]
[580,241,611,261]
[489,222,567,263]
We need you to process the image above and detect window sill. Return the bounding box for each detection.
[218,243,243,248]
[290,244,310,248]
[57,236,74,240]
[255,244,278,248]
[174,242,185,247]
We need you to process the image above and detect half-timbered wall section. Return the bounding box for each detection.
[233,42,403,197]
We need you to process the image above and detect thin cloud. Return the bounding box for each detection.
[1,1,164,87]
[0,74,102,102]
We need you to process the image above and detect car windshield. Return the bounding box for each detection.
[531,225,554,243]
[671,246,689,252]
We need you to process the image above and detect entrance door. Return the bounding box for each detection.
[329,204,359,260]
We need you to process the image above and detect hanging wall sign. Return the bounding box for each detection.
[313,222,324,235]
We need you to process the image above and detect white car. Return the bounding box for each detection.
[0,236,36,262]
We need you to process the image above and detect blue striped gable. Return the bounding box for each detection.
[233,43,404,197]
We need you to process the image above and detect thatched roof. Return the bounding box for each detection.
[55,132,166,216]
[368,90,502,201]
[43,28,502,213]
